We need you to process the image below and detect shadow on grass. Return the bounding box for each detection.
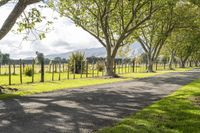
[98,79,200,133]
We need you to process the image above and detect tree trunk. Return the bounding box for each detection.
[41,59,44,82]
[180,60,186,68]
[189,61,192,67]
[194,61,198,67]
[147,54,154,72]
[105,55,118,77]
[168,51,174,70]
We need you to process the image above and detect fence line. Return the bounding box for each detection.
[0,59,195,86]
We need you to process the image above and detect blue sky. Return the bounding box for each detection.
[0,2,101,59]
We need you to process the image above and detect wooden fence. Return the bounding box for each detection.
[0,59,191,86]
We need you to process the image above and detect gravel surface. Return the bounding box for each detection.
[0,71,200,133]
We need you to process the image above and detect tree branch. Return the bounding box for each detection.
[0,0,41,40]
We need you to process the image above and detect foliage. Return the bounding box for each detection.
[135,53,147,64]
[48,0,163,76]
[0,51,10,64]
[96,61,105,72]
[24,66,34,77]
[16,6,53,40]
[69,52,85,74]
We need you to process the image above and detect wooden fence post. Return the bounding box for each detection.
[13,63,16,75]
[22,63,25,73]
[80,61,83,78]
[135,62,137,73]
[117,62,120,74]
[128,63,130,73]
[132,60,135,73]
[9,62,11,85]
[32,59,35,83]
[52,63,54,81]
[20,59,22,84]
[59,62,61,81]
[92,61,94,78]
[40,58,44,82]
[86,61,88,78]
[125,63,127,73]
[121,63,124,74]
[73,60,76,79]
[67,63,70,79]
[0,63,1,75]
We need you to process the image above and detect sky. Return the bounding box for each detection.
[0,2,101,59]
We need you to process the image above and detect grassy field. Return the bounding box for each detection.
[98,78,200,133]
[0,67,192,100]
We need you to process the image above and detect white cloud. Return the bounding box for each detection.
[0,2,101,59]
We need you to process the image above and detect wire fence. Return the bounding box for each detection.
[0,59,192,86]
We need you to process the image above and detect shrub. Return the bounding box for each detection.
[96,60,105,72]
[25,66,34,77]
[69,52,85,74]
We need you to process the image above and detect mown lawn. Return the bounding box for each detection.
[98,78,200,133]
[0,68,192,100]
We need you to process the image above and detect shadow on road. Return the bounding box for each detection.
[0,71,199,133]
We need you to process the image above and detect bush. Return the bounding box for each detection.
[69,52,85,74]
[96,61,105,72]
[25,66,34,77]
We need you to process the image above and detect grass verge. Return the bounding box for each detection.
[98,78,200,133]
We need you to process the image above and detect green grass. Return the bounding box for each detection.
[98,78,200,133]
[0,67,192,100]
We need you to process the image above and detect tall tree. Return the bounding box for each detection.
[136,1,177,72]
[55,0,162,77]
[0,0,42,40]
[163,1,200,68]
[137,0,200,72]
[174,29,200,68]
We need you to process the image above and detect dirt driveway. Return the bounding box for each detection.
[0,71,200,133]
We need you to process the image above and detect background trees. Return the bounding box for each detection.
[0,51,10,65]
[136,1,177,72]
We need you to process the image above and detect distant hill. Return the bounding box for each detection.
[45,42,143,59]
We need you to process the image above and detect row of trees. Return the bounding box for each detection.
[0,51,10,64]
[0,0,200,77]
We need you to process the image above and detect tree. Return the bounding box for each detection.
[137,0,200,72]
[0,0,42,40]
[54,0,162,77]
[168,28,200,68]
[0,51,3,64]
[0,51,10,64]
[69,52,85,74]
[117,45,131,64]
[191,50,200,67]
[136,1,177,72]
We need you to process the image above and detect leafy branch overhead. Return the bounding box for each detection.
[0,0,42,40]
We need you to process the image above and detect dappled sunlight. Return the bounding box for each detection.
[99,78,200,133]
